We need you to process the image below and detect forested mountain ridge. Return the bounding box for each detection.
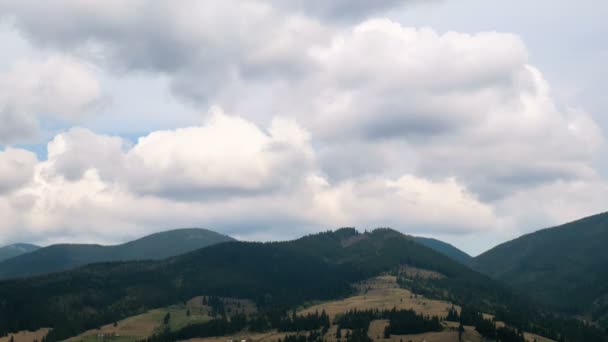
[0,227,603,341]
[0,243,40,262]
[413,236,472,265]
[0,228,234,280]
[473,212,608,328]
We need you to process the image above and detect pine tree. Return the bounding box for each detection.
[458,321,464,341]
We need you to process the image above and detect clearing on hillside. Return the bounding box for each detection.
[301,275,458,320]
[0,328,50,342]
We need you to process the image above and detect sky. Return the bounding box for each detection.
[0,0,606,255]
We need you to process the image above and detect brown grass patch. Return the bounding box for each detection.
[0,328,50,342]
[185,331,294,342]
[300,276,458,321]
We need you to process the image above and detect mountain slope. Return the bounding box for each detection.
[0,228,234,280]
[0,243,40,262]
[473,212,608,327]
[413,236,472,265]
[1,227,599,342]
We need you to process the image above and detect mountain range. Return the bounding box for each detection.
[0,213,607,341]
[0,243,40,262]
[0,228,234,279]
[2,226,605,341]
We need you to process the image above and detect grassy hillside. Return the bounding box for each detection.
[473,212,608,327]
[0,228,604,341]
[0,243,40,262]
[0,228,234,279]
[413,236,472,265]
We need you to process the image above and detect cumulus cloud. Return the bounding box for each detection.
[0,112,502,245]
[0,148,37,194]
[0,55,101,143]
[125,109,315,199]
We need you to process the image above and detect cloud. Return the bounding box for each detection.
[0,111,501,245]
[270,0,433,20]
[124,108,315,199]
[0,147,37,194]
[0,1,606,249]
[0,55,101,143]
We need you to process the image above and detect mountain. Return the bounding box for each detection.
[473,212,608,328]
[1,227,602,342]
[0,243,40,262]
[0,228,234,280]
[413,236,472,265]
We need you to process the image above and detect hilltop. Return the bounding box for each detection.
[473,212,608,328]
[0,228,234,279]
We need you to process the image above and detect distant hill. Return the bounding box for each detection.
[473,212,608,328]
[0,243,40,262]
[1,227,600,342]
[0,228,234,280]
[413,236,472,265]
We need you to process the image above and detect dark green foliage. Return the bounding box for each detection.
[141,316,242,342]
[412,237,472,265]
[458,321,464,341]
[474,317,497,337]
[208,296,226,318]
[275,310,330,332]
[335,308,441,336]
[0,243,40,263]
[386,309,441,335]
[346,328,372,342]
[145,310,326,342]
[473,212,608,328]
[458,306,484,326]
[446,306,459,322]
[0,228,234,279]
[280,331,323,342]
[496,327,526,342]
[0,241,351,341]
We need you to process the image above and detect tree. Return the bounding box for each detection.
[336,328,342,339]
[446,306,459,322]
[187,309,191,317]
[164,312,171,325]
[458,321,464,341]
[9,336,14,342]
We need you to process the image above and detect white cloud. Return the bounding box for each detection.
[125,108,315,199]
[315,175,500,233]
[0,112,503,245]
[0,147,37,194]
[0,55,101,143]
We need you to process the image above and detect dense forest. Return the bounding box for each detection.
[473,212,608,329]
[0,228,606,341]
